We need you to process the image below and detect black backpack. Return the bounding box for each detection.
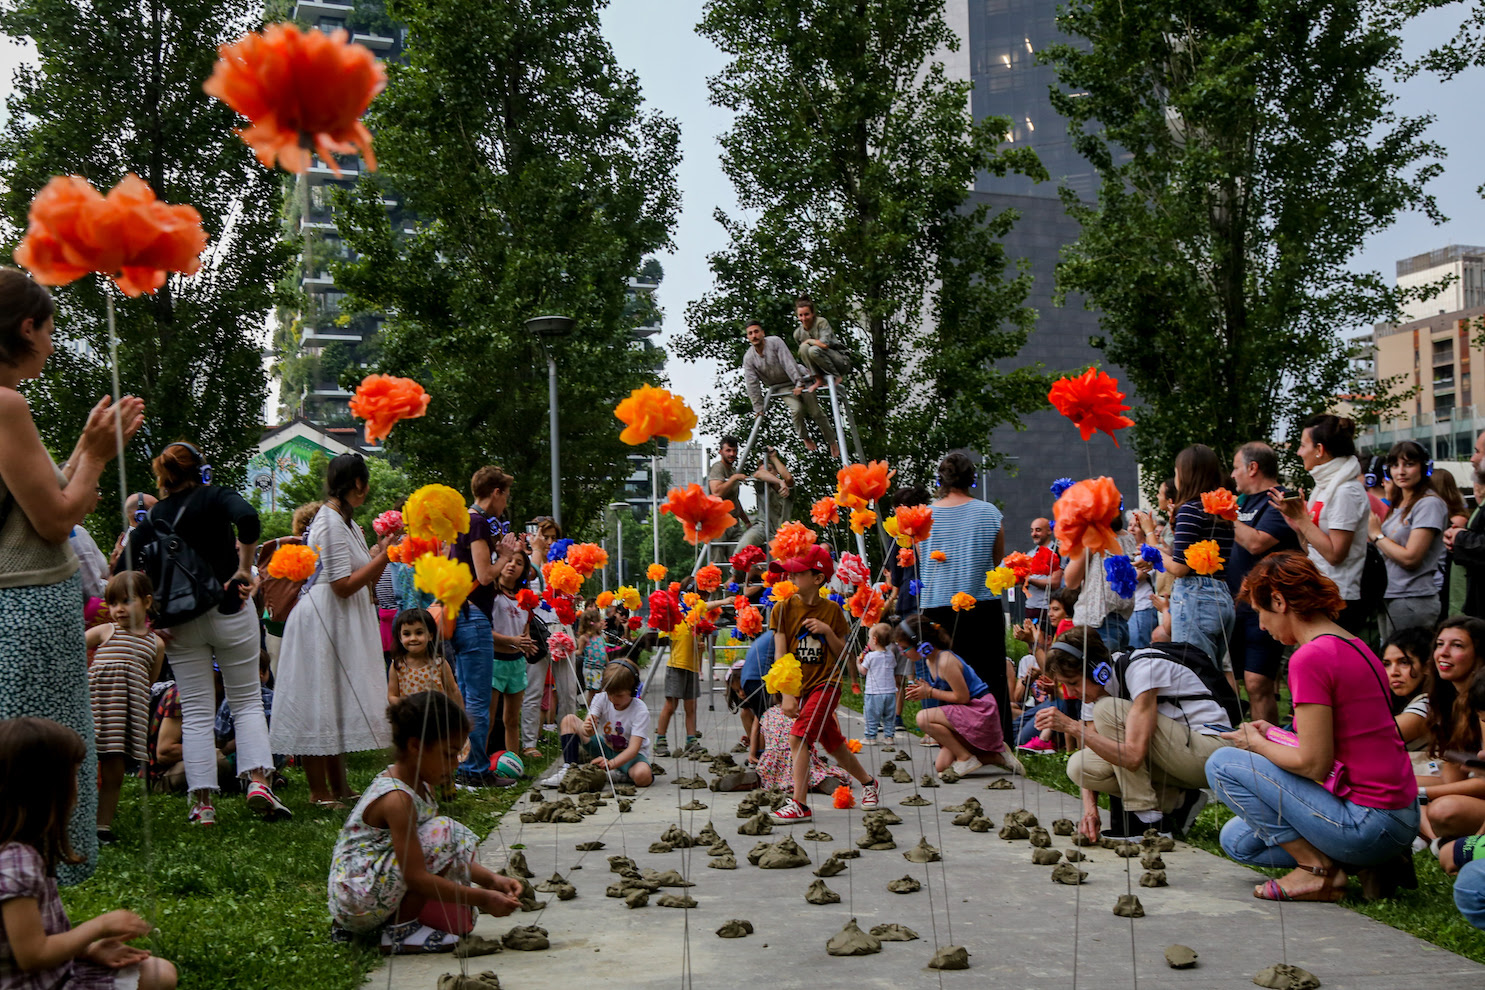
[1358,540,1388,618]
[122,488,223,628]
[1110,642,1243,727]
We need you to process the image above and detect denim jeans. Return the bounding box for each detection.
[452,609,495,774]
[1095,612,1129,653]
[863,692,896,739]
[1170,575,1235,667]
[1128,608,1158,650]
[1455,859,1485,929]
[1206,747,1419,868]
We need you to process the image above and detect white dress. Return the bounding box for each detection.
[270,507,391,755]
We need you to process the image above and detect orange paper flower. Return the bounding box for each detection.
[836,461,895,509]
[266,543,318,581]
[810,496,840,526]
[1048,367,1134,445]
[1052,477,1124,556]
[348,374,430,444]
[951,591,977,611]
[850,508,877,534]
[595,590,615,609]
[769,521,817,562]
[695,565,722,593]
[737,604,763,637]
[1001,551,1034,583]
[14,174,208,297]
[659,484,735,546]
[897,547,916,567]
[203,23,385,174]
[892,504,934,543]
[1185,539,1225,576]
[613,384,697,445]
[647,563,668,582]
[862,590,886,626]
[930,550,947,562]
[771,580,798,602]
[565,543,608,578]
[833,784,856,809]
[547,561,583,596]
[845,738,862,754]
[1201,488,1239,522]
[387,535,439,565]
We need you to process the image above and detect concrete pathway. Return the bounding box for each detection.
[370,695,1485,989]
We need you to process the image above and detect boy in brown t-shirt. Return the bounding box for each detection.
[768,544,879,824]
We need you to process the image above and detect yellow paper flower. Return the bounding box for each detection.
[850,508,877,534]
[771,579,798,602]
[950,591,977,611]
[984,566,1016,596]
[764,652,803,696]
[883,516,899,538]
[617,586,642,611]
[1185,539,1225,576]
[595,590,615,608]
[404,484,470,543]
[683,591,701,609]
[413,554,474,616]
[647,563,667,582]
[548,561,583,596]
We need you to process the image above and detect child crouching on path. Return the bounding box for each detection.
[767,545,879,825]
[542,659,653,789]
[0,717,177,988]
[328,693,522,954]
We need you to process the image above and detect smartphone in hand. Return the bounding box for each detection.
[218,577,248,615]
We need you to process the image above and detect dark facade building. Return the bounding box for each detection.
[952,0,1139,538]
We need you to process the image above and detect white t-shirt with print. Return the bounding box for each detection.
[590,692,651,761]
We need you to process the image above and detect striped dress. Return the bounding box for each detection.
[88,626,159,761]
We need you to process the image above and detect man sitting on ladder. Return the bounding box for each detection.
[742,319,840,459]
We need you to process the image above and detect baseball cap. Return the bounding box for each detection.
[767,543,835,582]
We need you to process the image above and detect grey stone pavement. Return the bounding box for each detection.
[370,694,1485,990]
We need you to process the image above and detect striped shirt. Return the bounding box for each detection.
[1171,499,1234,572]
[919,499,1003,608]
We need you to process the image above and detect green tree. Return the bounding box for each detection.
[1044,0,1443,488]
[684,0,1050,487]
[0,0,293,508]
[329,0,680,533]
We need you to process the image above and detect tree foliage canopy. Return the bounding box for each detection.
[1045,0,1443,486]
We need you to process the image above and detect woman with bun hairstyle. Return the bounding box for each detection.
[1273,414,1372,634]
[1207,552,1418,902]
[894,614,1023,779]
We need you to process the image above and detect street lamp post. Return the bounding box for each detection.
[608,501,629,587]
[525,315,577,530]
[651,454,660,570]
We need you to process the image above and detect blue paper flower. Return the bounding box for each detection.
[828,592,845,605]
[1050,477,1074,501]
[1105,555,1137,599]
[759,588,774,605]
[727,582,741,594]
[907,579,921,597]
[1138,543,1165,572]
[546,538,575,563]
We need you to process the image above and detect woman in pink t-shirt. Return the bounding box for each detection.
[1206,552,1419,902]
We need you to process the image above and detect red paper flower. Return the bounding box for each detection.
[810,496,840,526]
[1001,551,1034,583]
[647,590,684,632]
[613,384,697,445]
[627,615,642,631]
[565,543,608,578]
[203,23,385,174]
[769,521,817,562]
[695,564,722,593]
[836,461,895,510]
[14,174,208,297]
[660,484,736,546]
[542,588,577,626]
[729,545,765,575]
[1048,367,1134,445]
[892,504,933,543]
[516,589,540,612]
[1201,488,1239,522]
[837,553,869,587]
[349,374,430,444]
[833,785,856,809]
[1053,477,1124,556]
[897,547,916,567]
[372,510,403,537]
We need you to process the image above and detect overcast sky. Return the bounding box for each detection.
[600,1,1485,452]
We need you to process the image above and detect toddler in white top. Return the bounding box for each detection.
[857,623,899,744]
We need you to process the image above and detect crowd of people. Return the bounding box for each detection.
[1,266,1485,978]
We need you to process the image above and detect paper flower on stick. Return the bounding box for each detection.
[404,484,469,543]
[1050,477,1074,501]
[845,738,862,754]
[1001,551,1034,584]
[833,784,855,809]
[985,566,1016,596]
[764,652,803,696]
[695,565,722,593]
[266,543,318,581]
[898,548,916,567]
[1201,487,1239,522]
[564,543,608,578]
[893,505,933,544]
[14,174,208,297]
[348,374,429,445]
[548,630,576,662]
[386,535,438,564]
[647,563,667,582]
[1104,555,1137,598]
[647,590,683,632]
[414,555,474,634]
[811,496,840,526]
[613,384,697,445]
[769,521,817,562]
[836,461,895,510]
[546,538,574,563]
[659,484,735,546]
[730,545,765,575]
[547,561,583,596]
[771,580,798,602]
[737,604,763,637]
[1139,543,1165,571]
[595,591,615,608]
[951,591,977,611]
[1052,477,1124,556]
[203,23,385,174]
[1185,540,1225,576]
[847,585,886,626]
[1048,367,1134,445]
[617,586,642,611]
[850,508,877,534]
[930,550,946,562]
[627,615,642,631]
[516,588,540,611]
[372,510,403,537]
[837,553,870,588]
[543,589,577,626]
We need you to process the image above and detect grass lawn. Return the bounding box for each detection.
[59,740,559,990]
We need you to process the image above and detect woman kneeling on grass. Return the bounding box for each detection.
[328,692,523,954]
[1206,552,1419,902]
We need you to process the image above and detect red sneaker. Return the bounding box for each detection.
[768,798,812,824]
[862,777,881,809]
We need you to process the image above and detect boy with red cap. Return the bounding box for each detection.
[768,544,880,823]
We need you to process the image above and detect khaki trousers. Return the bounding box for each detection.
[1066,696,1228,813]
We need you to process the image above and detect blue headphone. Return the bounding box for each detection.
[916,641,934,659]
[1392,441,1433,480]
[161,442,212,486]
[1050,641,1112,685]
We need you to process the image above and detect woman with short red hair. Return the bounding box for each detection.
[1206,551,1419,901]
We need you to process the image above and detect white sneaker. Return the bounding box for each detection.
[949,757,983,777]
[993,746,1026,777]
[862,737,878,747]
[540,763,573,789]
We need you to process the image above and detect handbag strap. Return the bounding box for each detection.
[1317,633,1407,745]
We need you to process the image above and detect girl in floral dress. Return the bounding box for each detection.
[755,704,848,794]
[577,608,606,702]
